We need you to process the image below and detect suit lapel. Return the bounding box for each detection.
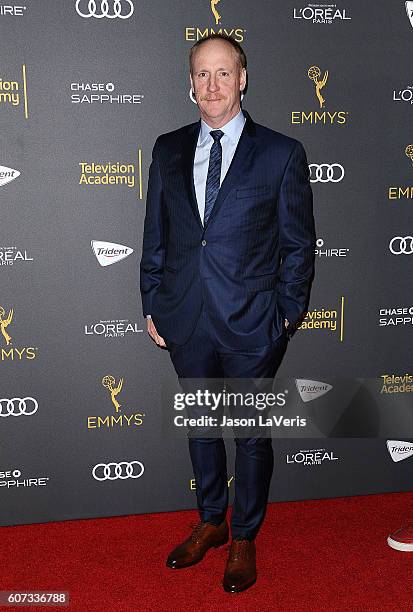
[181,109,257,230]
[204,109,256,228]
[181,120,203,229]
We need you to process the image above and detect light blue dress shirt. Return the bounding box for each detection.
[194,109,246,224]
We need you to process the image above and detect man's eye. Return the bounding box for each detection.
[220,72,229,77]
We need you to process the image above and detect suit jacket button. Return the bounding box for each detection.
[201,239,207,246]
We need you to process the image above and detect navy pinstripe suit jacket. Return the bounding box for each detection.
[140,109,315,349]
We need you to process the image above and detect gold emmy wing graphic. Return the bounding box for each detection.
[0,306,13,346]
[102,375,124,412]
[308,66,328,109]
[405,144,413,166]
[210,0,221,25]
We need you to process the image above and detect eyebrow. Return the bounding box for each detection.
[195,67,233,73]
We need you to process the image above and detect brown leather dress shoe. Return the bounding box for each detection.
[223,539,257,593]
[166,519,229,569]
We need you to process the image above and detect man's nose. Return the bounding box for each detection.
[207,77,219,91]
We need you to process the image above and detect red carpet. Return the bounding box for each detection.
[1,493,413,611]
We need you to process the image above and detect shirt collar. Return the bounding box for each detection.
[198,109,246,147]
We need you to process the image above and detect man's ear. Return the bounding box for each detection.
[240,68,247,92]
[190,73,194,94]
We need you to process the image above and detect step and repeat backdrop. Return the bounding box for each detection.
[1,1,412,526]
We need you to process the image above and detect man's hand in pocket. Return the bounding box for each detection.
[147,318,166,347]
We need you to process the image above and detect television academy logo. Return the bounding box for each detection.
[0,467,49,488]
[0,305,38,362]
[295,379,332,403]
[0,246,33,266]
[79,158,143,198]
[87,375,145,429]
[0,397,38,417]
[0,66,29,119]
[309,163,345,183]
[297,297,345,341]
[185,0,246,42]
[315,238,350,259]
[286,448,339,466]
[75,0,134,19]
[406,1,413,27]
[91,241,133,266]
[291,66,349,125]
[387,440,413,462]
[298,306,339,333]
[84,319,143,338]
[70,81,144,105]
[293,4,351,25]
[0,165,20,186]
[0,5,27,16]
[380,373,413,394]
[388,146,413,200]
[389,236,413,255]
[92,460,144,481]
[378,305,413,327]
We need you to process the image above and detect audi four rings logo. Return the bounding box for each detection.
[389,236,413,255]
[0,398,38,417]
[75,0,134,19]
[309,164,345,183]
[92,461,145,481]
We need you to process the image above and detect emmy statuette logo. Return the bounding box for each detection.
[0,305,37,362]
[0,306,13,346]
[387,145,413,200]
[87,375,144,429]
[291,66,348,125]
[308,66,328,109]
[405,144,413,166]
[102,375,124,412]
[185,0,245,42]
[210,0,221,24]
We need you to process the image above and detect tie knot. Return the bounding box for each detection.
[210,129,224,142]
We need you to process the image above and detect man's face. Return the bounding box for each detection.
[190,39,246,127]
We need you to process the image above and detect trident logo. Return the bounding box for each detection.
[406,2,413,28]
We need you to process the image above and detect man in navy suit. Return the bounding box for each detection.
[140,33,315,593]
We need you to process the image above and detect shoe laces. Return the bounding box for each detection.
[229,539,250,561]
[190,522,206,543]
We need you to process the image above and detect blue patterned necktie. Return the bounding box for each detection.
[204,129,224,225]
